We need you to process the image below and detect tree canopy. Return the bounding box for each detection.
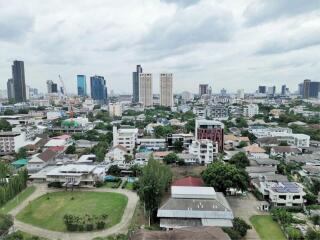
[0,119,11,132]
[229,152,250,168]
[201,162,249,193]
[137,158,172,224]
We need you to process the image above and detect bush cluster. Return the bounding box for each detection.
[63,214,108,232]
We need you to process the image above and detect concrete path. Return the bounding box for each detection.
[227,193,268,240]
[10,184,139,240]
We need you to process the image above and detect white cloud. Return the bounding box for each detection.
[0,0,319,94]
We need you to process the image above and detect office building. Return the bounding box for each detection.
[139,73,153,107]
[90,75,107,104]
[258,86,266,94]
[77,75,87,97]
[195,119,224,152]
[160,73,173,107]
[267,86,276,96]
[199,84,209,96]
[281,85,289,96]
[12,60,26,102]
[300,79,320,99]
[46,80,58,94]
[7,78,14,100]
[220,88,227,96]
[132,65,143,103]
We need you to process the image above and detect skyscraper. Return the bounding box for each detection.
[132,65,143,103]
[303,79,311,99]
[12,60,26,102]
[139,73,152,107]
[300,79,320,99]
[199,84,209,96]
[46,80,58,93]
[77,75,87,97]
[160,73,173,107]
[7,78,14,100]
[258,86,266,94]
[90,75,107,104]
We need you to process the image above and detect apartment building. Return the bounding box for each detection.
[113,126,138,154]
[160,73,173,107]
[139,73,153,107]
[243,104,259,118]
[188,139,218,165]
[0,132,26,155]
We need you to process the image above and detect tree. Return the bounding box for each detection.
[3,109,15,116]
[305,228,320,240]
[0,119,12,131]
[15,147,27,159]
[286,226,302,240]
[279,141,289,146]
[154,126,173,138]
[232,217,252,237]
[202,162,249,193]
[137,158,172,225]
[305,192,318,205]
[235,117,248,128]
[271,208,293,225]
[238,141,248,148]
[108,165,121,176]
[241,130,257,142]
[124,154,133,163]
[0,214,13,236]
[173,140,184,152]
[229,152,250,168]
[185,119,195,133]
[130,164,143,177]
[163,152,179,165]
[65,145,76,154]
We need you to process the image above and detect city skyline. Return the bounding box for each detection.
[0,0,319,94]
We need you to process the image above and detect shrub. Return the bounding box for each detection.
[222,227,242,240]
[286,226,303,240]
[95,181,104,188]
[233,217,251,237]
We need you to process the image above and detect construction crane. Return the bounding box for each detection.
[58,75,74,120]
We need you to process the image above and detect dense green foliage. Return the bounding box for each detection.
[63,213,108,231]
[232,217,252,237]
[201,162,249,193]
[229,152,250,168]
[65,145,76,154]
[163,152,180,164]
[137,159,172,224]
[0,119,12,131]
[0,214,13,236]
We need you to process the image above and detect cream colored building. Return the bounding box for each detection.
[108,102,122,117]
[160,73,173,107]
[139,73,153,107]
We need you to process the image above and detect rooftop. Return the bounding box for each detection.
[172,177,204,187]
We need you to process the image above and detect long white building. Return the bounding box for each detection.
[0,132,26,155]
[160,73,173,107]
[139,73,153,107]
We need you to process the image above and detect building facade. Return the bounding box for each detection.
[243,104,259,117]
[132,65,143,103]
[77,75,87,97]
[139,73,153,107]
[160,73,173,107]
[46,80,58,94]
[199,84,209,96]
[90,75,107,104]
[7,78,14,100]
[12,60,26,102]
[195,119,224,152]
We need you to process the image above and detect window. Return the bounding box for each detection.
[278,195,286,200]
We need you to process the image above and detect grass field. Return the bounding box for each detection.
[250,215,286,240]
[124,182,134,190]
[0,186,36,214]
[17,191,128,232]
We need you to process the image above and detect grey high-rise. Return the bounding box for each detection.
[132,65,143,103]
[7,78,14,100]
[12,60,26,102]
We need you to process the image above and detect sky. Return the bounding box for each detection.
[0,0,320,94]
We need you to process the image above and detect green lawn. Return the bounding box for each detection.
[125,182,134,190]
[0,186,36,214]
[250,215,286,240]
[17,191,128,232]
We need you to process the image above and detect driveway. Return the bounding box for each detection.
[10,184,139,240]
[227,193,268,240]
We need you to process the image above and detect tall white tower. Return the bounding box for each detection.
[139,73,153,107]
[160,73,173,107]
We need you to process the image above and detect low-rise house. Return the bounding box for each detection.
[256,137,279,147]
[77,154,96,164]
[254,180,306,207]
[46,164,106,187]
[301,165,320,179]
[157,186,234,229]
[105,145,127,162]
[177,153,199,165]
[250,158,280,167]
[75,139,99,148]
[167,133,194,150]
[224,134,250,149]
[137,138,166,150]
[244,144,268,159]
[153,151,172,161]
[44,134,72,149]
[270,146,301,159]
[27,149,60,173]
[245,166,277,178]
[286,153,320,165]
[134,152,152,166]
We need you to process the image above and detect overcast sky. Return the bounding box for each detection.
[0,0,320,94]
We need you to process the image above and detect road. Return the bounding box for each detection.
[10,184,139,240]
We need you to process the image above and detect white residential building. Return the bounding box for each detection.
[188,140,218,165]
[46,164,106,187]
[113,126,138,154]
[108,102,122,117]
[269,132,310,148]
[139,73,153,107]
[105,145,127,162]
[249,126,293,138]
[0,132,26,154]
[137,138,166,150]
[254,180,306,207]
[243,104,259,117]
[160,73,173,107]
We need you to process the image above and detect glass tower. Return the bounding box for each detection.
[77,75,87,97]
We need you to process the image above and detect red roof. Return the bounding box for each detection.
[48,146,65,152]
[172,177,204,187]
[52,134,71,140]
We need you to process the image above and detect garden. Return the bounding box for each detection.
[16,191,128,232]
